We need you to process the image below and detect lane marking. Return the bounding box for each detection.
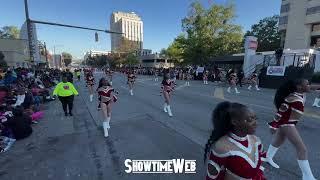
[213,88,224,99]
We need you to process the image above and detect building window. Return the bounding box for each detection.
[143,59,155,63]
[279,16,288,25]
[310,36,320,47]
[280,4,290,13]
[306,6,320,15]
[312,23,320,32]
[156,59,165,63]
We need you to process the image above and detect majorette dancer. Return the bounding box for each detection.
[204,101,266,180]
[154,68,159,82]
[248,71,260,91]
[162,73,175,117]
[85,70,95,102]
[203,70,209,85]
[97,78,118,137]
[266,79,317,180]
[185,68,192,86]
[227,70,240,94]
[127,69,136,96]
[105,68,113,85]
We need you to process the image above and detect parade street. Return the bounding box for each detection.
[1,72,319,180]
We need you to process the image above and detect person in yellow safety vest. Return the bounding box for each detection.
[76,70,81,81]
[53,76,79,116]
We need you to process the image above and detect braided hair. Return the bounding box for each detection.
[204,101,248,162]
[274,79,305,109]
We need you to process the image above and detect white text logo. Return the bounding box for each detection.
[124,159,196,174]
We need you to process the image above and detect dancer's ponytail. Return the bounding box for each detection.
[274,79,304,109]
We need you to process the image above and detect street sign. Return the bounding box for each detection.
[266,66,286,76]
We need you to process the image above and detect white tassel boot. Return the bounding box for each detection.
[130,89,133,96]
[106,117,111,129]
[255,85,260,91]
[265,145,280,169]
[235,88,240,94]
[227,87,231,93]
[312,98,320,107]
[248,85,252,90]
[163,103,168,113]
[297,160,317,180]
[167,105,173,117]
[102,122,109,137]
[89,94,93,102]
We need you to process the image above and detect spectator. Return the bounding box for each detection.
[2,106,32,140]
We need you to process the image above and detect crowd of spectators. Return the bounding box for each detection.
[0,67,61,153]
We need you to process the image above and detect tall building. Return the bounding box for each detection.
[110,12,143,51]
[279,0,320,50]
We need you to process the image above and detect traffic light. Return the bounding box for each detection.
[95,32,99,42]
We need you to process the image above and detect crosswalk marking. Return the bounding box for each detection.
[213,88,224,99]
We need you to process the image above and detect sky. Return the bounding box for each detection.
[1,0,281,59]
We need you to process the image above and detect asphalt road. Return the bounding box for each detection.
[0,71,319,180]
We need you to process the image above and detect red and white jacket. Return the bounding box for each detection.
[161,79,175,93]
[206,133,266,180]
[128,74,136,83]
[97,86,117,103]
[269,92,305,130]
[86,75,95,86]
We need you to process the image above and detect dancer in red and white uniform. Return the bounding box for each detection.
[97,78,117,137]
[266,79,317,180]
[248,71,260,91]
[204,101,266,180]
[127,69,136,96]
[154,68,159,82]
[86,71,95,102]
[227,70,240,94]
[105,68,113,85]
[185,69,192,86]
[203,70,209,85]
[162,73,175,117]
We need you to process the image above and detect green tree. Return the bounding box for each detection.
[176,1,243,65]
[0,51,8,69]
[62,52,73,67]
[165,35,186,65]
[123,54,139,67]
[244,15,281,52]
[0,26,20,39]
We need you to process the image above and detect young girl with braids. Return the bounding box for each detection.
[204,101,266,180]
[97,78,118,137]
[266,79,317,180]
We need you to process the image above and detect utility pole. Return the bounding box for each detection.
[24,0,35,66]
[44,42,48,68]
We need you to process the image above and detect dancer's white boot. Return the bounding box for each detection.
[163,103,168,113]
[102,122,109,137]
[265,145,280,169]
[297,160,317,180]
[167,105,173,117]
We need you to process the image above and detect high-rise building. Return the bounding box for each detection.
[110,12,143,51]
[279,0,320,49]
